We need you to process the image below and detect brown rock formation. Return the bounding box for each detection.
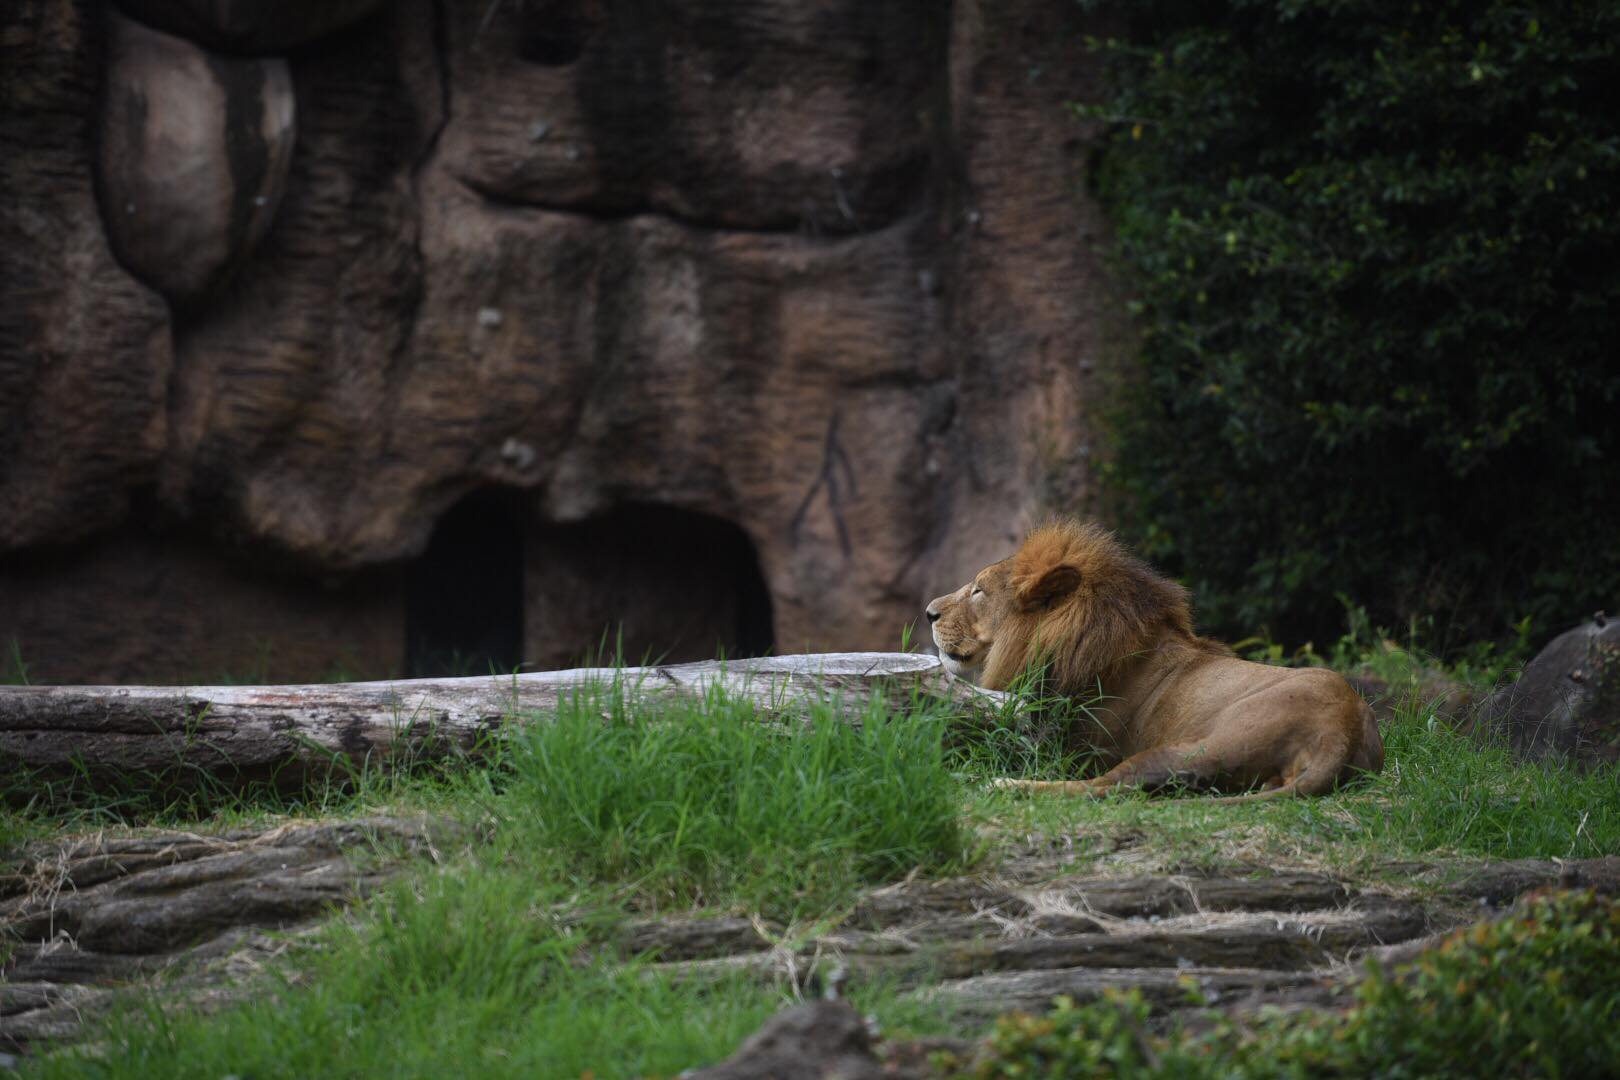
[98,13,296,302]
[0,1,172,554]
[1,0,1115,683]
[0,528,402,686]
[114,0,390,53]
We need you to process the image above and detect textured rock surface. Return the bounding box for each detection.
[98,13,295,302]
[1475,615,1620,768]
[5,809,1611,1057]
[115,0,390,53]
[0,527,404,685]
[648,870,1433,997]
[641,857,1619,1060]
[0,0,1114,683]
[685,1001,895,1080]
[0,816,459,1049]
[0,1,172,554]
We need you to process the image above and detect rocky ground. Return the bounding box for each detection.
[5,811,1614,1070]
[1,816,460,1049]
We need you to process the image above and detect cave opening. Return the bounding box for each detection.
[406,491,525,677]
[524,504,775,671]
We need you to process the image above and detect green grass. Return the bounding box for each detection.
[480,680,968,914]
[1230,596,1534,693]
[5,677,970,910]
[23,868,939,1080]
[15,680,967,1078]
[3,637,29,685]
[952,610,1611,878]
[0,730,485,872]
[9,648,1619,1077]
[964,696,1620,881]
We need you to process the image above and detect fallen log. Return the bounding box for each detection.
[0,653,1007,788]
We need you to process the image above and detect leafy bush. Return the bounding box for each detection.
[1086,0,1620,650]
[962,889,1620,1077]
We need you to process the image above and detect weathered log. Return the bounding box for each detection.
[0,653,1006,787]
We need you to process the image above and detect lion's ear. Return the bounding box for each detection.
[1015,564,1082,612]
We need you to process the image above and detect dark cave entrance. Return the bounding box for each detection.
[406,492,525,677]
[524,504,775,671]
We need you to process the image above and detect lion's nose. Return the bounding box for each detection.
[925,604,941,624]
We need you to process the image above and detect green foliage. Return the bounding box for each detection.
[944,662,1114,782]
[1232,596,1534,689]
[29,871,784,1080]
[973,684,1620,868]
[21,683,969,1079]
[489,680,967,915]
[960,889,1620,1078]
[965,993,1163,1078]
[1336,703,1619,860]
[1086,0,1620,650]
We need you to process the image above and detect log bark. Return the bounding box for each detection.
[0,653,1004,787]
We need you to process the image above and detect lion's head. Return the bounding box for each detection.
[926,519,1197,692]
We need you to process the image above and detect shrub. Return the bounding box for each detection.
[963,889,1620,1078]
[1086,0,1620,651]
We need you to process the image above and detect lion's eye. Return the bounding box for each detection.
[971,586,984,598]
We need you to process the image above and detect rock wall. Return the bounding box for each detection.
[0,0,1116,683]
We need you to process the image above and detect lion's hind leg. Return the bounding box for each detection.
[1204,733,1351,803]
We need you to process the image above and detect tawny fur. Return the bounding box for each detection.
[926,518,1384,800]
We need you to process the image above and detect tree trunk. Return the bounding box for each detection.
[0,653,1003,788]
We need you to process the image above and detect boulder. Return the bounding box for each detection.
[97,12,295,303]
[1475,614,1620,768]
[685,1001,893,1080]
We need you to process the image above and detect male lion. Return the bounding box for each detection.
[926,519,1383,799]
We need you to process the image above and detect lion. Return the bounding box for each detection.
[926,518,1383,800]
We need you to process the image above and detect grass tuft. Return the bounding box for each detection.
[487,679,968,914]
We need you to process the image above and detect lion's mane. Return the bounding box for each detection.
[979,520,1221,694]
